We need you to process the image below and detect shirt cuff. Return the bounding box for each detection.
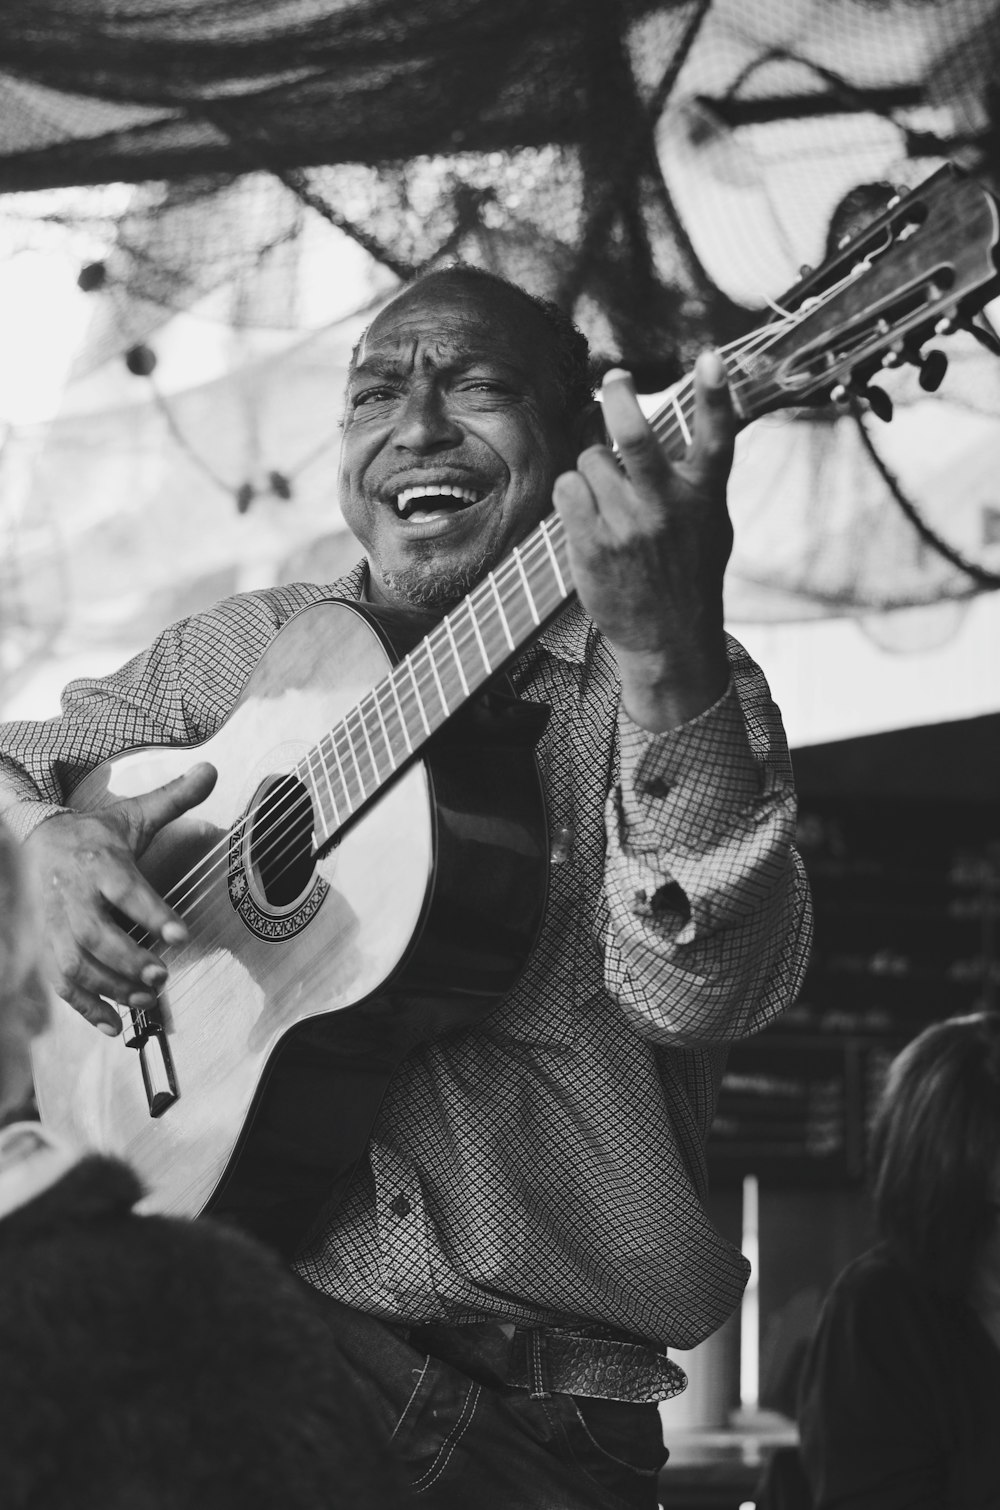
[0,801,72,844]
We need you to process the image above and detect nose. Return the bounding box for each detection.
[391,383,463,454]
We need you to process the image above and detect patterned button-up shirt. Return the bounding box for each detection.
[0,560,811,1351]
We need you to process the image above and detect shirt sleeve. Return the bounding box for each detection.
[0,588,320,842]
[597,633,812,1046]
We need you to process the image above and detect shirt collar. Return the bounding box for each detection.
[336,559,591,668]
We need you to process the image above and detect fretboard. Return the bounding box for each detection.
[296,513,573,849]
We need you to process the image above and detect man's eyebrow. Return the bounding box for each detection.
[348,354,406,381]
[350,348,530,383]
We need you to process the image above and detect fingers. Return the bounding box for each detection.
[60,889,169,991]
[593,355,736,494]
[687,348,737,485]
[596,368,670,506]
[26,801,192,1034]
[101,857,189,949]
[119,761,217,858]
[55,977,122,1036]
[552,467,600,541]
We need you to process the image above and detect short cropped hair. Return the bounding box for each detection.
[350,263,596,421]
[869,1011,1000,1297]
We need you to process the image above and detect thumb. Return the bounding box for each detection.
[115,762,217,856]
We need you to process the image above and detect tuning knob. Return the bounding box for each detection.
[861,384,893,422]
[917,349,948,392]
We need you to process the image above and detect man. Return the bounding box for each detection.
[0,265,811,1508]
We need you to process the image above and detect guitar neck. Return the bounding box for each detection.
[296,513,570,849]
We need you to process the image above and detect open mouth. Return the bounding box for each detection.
[393,482,485,521]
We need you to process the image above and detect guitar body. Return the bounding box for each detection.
[31,600,550,1253]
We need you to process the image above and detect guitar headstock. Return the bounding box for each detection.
[726,164,1000,422]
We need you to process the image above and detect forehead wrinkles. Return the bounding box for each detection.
[357,304,506,375]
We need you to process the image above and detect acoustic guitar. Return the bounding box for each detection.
[31,164,1000,1253]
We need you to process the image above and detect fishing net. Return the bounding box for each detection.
[1,0,999,707]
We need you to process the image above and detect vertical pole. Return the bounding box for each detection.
[740,1171,760,1413]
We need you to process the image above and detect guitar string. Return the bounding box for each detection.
[110,303,834,1008]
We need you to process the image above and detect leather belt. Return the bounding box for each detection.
[407,1320,688,1404]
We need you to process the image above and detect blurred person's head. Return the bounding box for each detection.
[870,1011,1000,1300]
[0,823,48,1121]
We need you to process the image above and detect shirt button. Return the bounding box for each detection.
[644,777,671,798]
[389,1194,412,1218]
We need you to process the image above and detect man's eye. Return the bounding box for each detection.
[462,379,506,394]
[351,386,397,408]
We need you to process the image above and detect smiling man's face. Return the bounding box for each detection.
[339,271,584,612]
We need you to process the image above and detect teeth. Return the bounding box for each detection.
[395,482,481,514]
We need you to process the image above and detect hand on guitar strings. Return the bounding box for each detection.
[26,762,217,1034]
[552,351,736,732]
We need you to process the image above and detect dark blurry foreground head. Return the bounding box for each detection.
[0,822,404,1509]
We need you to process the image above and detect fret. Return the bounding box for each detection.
[310,747,341,829]
[539,519,569,599]
[328,726,357,809]
[417,637,452,723]
[405,657,432,737]
[493,555,544,646]
[464,598,492,675]
[298,752,334,847]
[443,616,470,696]
[370,686,399,774]
[343,711,369,801]
[386,669,415,755]
[355,703,381,791]
[487,571,515,652]
[376,669,410,766]
[512,547,541,626]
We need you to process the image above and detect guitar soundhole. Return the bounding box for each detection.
[248,774,317,909]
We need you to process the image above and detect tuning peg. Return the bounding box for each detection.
[828,381,893,421]
[860,384,893,422]
[917,349,948,392]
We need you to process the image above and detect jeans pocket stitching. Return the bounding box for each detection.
[391,1353,432,1443]
[411,1379,482,1495]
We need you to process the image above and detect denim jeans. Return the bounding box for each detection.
[304,1290,669,1508]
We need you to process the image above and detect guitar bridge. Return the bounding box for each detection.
[121,1005,178,1118]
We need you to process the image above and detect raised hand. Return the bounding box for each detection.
[26,762,217,1033]
[552,352,737,730]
